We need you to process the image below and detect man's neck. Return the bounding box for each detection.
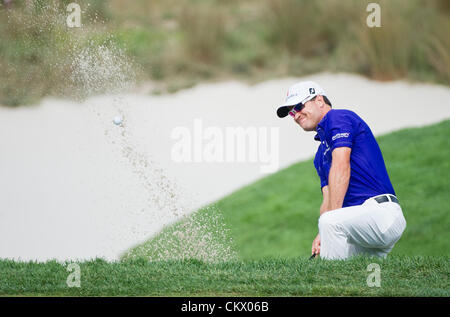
[316,107,332,130]
[322,107,332,119]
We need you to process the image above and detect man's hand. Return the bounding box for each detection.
[312,233,321,256]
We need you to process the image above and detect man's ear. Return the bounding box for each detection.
[316,95,325,108]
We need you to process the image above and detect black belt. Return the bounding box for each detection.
[374,194,399,204]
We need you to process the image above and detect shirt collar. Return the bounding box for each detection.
[314,133,321,141]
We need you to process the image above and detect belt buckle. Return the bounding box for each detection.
[389,195,399,204]
[375,194,399,204]
[374,195,389,204]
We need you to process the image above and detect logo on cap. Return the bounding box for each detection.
[309,88,315,94]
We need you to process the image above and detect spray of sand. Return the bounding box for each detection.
[121,204,237,263]
[96,96,237,263]
[70,42,135,98]
[62,7,236,263]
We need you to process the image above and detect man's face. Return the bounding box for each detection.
[292,97,324,131]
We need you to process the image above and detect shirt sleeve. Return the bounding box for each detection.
[325,111,355,151]
[314,151,328,189]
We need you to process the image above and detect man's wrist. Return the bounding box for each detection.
[328,188,345,210]
[329,202,342,211]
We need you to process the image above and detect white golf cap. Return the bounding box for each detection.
[276,81,326,118]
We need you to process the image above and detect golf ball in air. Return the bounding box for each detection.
[113,115,123,125]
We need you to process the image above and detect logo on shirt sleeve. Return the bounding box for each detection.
[332,132,350,141]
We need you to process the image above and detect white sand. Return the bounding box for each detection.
[1,72,449,262]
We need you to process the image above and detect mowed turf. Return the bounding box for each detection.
[125,119,450,260]
[0,256,448,296]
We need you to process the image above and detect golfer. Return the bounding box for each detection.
[276,81,406,260]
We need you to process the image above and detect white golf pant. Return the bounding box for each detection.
[318,194,406,260]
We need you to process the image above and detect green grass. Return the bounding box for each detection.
[1,0,449,106]
[0,256,448,296]
[126,120,450,261]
